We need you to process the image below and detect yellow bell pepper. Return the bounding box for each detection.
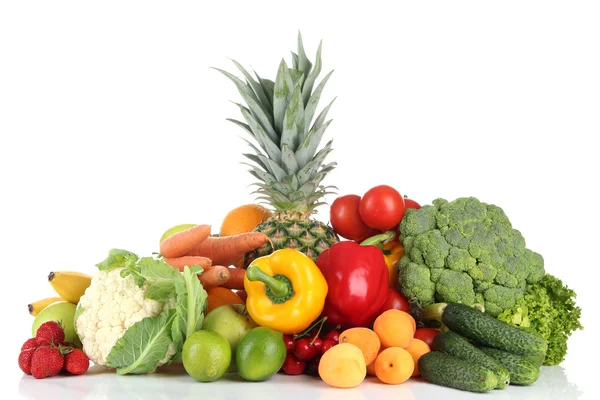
[383,239,405,288]
[243,248,328,335]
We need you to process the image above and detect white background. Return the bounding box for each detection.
[1,1,598,399]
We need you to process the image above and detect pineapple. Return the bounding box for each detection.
[215,33,339,264]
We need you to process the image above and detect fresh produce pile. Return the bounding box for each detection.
[18,33,583,394]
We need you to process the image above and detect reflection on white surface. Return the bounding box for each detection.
[16,364,583,400]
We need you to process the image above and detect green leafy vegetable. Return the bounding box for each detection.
[94,249,209,373]
[95,248,139,271]
[171,266,207,362]
[106,310,177,375]
[498,274,583,365]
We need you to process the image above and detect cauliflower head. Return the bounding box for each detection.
[75,267,176,367]
[398,197,545,316]
[73,249,208,374]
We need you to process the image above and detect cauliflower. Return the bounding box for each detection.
[75,268,177,367]
[398,197,545,316]
[74,249,208,374]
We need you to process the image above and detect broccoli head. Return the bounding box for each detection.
[398,197,545,317]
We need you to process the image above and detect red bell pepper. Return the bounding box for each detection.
[316,233,391,328]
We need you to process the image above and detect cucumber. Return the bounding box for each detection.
[418,351,498,393]
[432,331,510,389]
[441,303,547,356]
[478,346,540,386]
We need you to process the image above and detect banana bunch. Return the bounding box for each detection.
[28,271,92,316]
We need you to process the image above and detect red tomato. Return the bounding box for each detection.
[330,194,378,241]
[414,328,441,349]
[404,197,421,210]
[359,185,406,231]
[378,287,411,314]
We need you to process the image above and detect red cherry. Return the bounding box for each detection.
[283,335,295,353]
[320,339,336,354]
[324,330,340,343]
[312,337,323,353]
[282,353,306,375]
[294,338,317,361]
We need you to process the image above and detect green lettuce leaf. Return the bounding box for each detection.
[106,309,176,375]
[498,274,583,365]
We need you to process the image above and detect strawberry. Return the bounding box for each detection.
[18,349,36,375]
[21,338,39,352]
[63,348,89,375]
[30,346,64,379]
[35,321,65,346]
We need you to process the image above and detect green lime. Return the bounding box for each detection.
[159,223,197,244]
[182,330,231,382]
[235,326,286,382]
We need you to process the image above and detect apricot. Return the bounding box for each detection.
[373,309,415,348]
[404,338,430,376]
[366,347,385,376]
[318,343,366,388]
[339,327,381,365]
[374,347,414,385]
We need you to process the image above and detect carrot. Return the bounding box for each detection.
[163,256,212,271]
[160,224,211,258]
[221,267,246,290]
[186,232,269,266]
[198,265,230,291]
[206,287,244,314]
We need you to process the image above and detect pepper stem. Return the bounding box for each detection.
[246,265,289,298]
[360,231,396,248]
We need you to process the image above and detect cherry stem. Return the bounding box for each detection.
[293,316,328,341]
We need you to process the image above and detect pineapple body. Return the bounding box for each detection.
[245,214,339,266]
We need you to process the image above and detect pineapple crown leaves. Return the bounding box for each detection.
[214,32,336,213]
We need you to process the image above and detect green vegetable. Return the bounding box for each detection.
[107,310,177,375]
[95,249,209,374]
[478,346,541,386]
[440,303,548,356]
[418,351,498,393]
[431,331,510,389]
[398,197,545,316]
[497,273,583,366]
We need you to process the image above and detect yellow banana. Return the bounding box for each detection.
[28,296,64,316]
[48,271,92,304]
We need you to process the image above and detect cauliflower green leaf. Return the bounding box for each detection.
[106,309,177,375]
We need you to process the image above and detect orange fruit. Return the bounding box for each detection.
[374,347,414,385]
[373,309,415,348]
[339,327,381,365]
[219,204,272,237]
[404,338,430,376]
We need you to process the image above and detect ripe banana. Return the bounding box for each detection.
[28,296,64,316]
[48,271,92,304]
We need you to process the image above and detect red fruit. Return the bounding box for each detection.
[293,338,317,361]
[311,337,323,353]
[324,330,340,343]
[21,338,39,352]
[320,339,336,354]
[18,349,35,375]
[282,353,306,375]
[283,335,295,353]
[30,346,64,379]
[404,197,421,210]
[64,348,89,375]
[35,321,65,346]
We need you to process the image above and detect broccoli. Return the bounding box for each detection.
[398,197,545,317]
